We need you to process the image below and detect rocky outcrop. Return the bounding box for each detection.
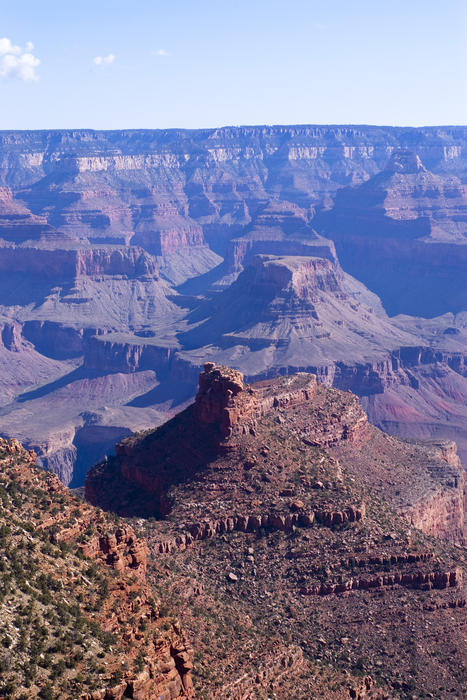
[265,378,372,449]
[401,446,465,544]
[256,372,317,411]
[194,362,258,439]
[85,366,370,515]
[81,367,467,699]
[86,364,461,549]
[300,568,462,596]
[151,504,366,553]
[0,318,23,351]
[79,526,148,578]
[403,491,465,545]
[0,437,194,700]
[83,334,174,373]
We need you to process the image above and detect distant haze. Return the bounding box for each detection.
[0,0,466,129]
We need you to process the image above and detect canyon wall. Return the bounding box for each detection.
[0,125,466,483]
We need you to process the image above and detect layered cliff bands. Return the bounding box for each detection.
[0,125,466,485]
[86,364,465,546]
[84,364,467,698]
[2,125,467,174]
[0,244,159,278]
[316,149,467,316]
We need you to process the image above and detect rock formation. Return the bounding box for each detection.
[84,364,467,699]
[0,126,466,483]
[316,148,467,316]
[86,364,465,545]
[0,437,194,699]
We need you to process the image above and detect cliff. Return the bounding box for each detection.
[177,253,421,375]
[316,148,467,316]
[84,364,467,698]
[86,364,464,544]
[0,126,466,485]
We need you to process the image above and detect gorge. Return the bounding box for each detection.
[0,125,465,484]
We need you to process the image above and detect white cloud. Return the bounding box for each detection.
[154,49,169,57]
[0,37,40,81]
[93,53,115,67]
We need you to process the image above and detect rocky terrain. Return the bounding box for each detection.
[315,149,467,316]
[0,437,193,699]
[0,125,465,483]
[84,363,467,699]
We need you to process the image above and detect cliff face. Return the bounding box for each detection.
[0,244,159,278]
[85,364,464,545]
[2,128,467,290]
[316,149,467,316]
[0,125,466,484]
[84,364,467,699]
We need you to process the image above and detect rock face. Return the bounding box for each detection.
[194,363,258,438]
[84,364,467,699]
[0,126,466,484]
[316,148,467,316]
[0,244,159,278]
[178,253,418,366]
[0,437,194,699]
[86,364,465,546]
[222,198,338,282]
[399,440,465,543]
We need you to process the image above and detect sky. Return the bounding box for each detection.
[0,0,466,130]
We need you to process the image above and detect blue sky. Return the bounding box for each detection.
[1,0,466,129]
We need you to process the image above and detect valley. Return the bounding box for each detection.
[0,125,465,483]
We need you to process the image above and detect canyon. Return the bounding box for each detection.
[0,125,465,483]
[1,362,466,697]
[82,363,467,698]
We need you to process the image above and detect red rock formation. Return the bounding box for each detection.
[150,504,366,554]
[86,365,464,552]
[78,526,148,578]
[194,362,258,438]
[402,488,465,545]
[0,436,194,700]
[81,367,467,698]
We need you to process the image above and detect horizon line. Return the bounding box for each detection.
[1,122,467,133]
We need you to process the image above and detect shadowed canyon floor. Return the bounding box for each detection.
[0,126,465,483]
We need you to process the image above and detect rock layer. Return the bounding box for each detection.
[0,126,466,484]
[84,364,467,699]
